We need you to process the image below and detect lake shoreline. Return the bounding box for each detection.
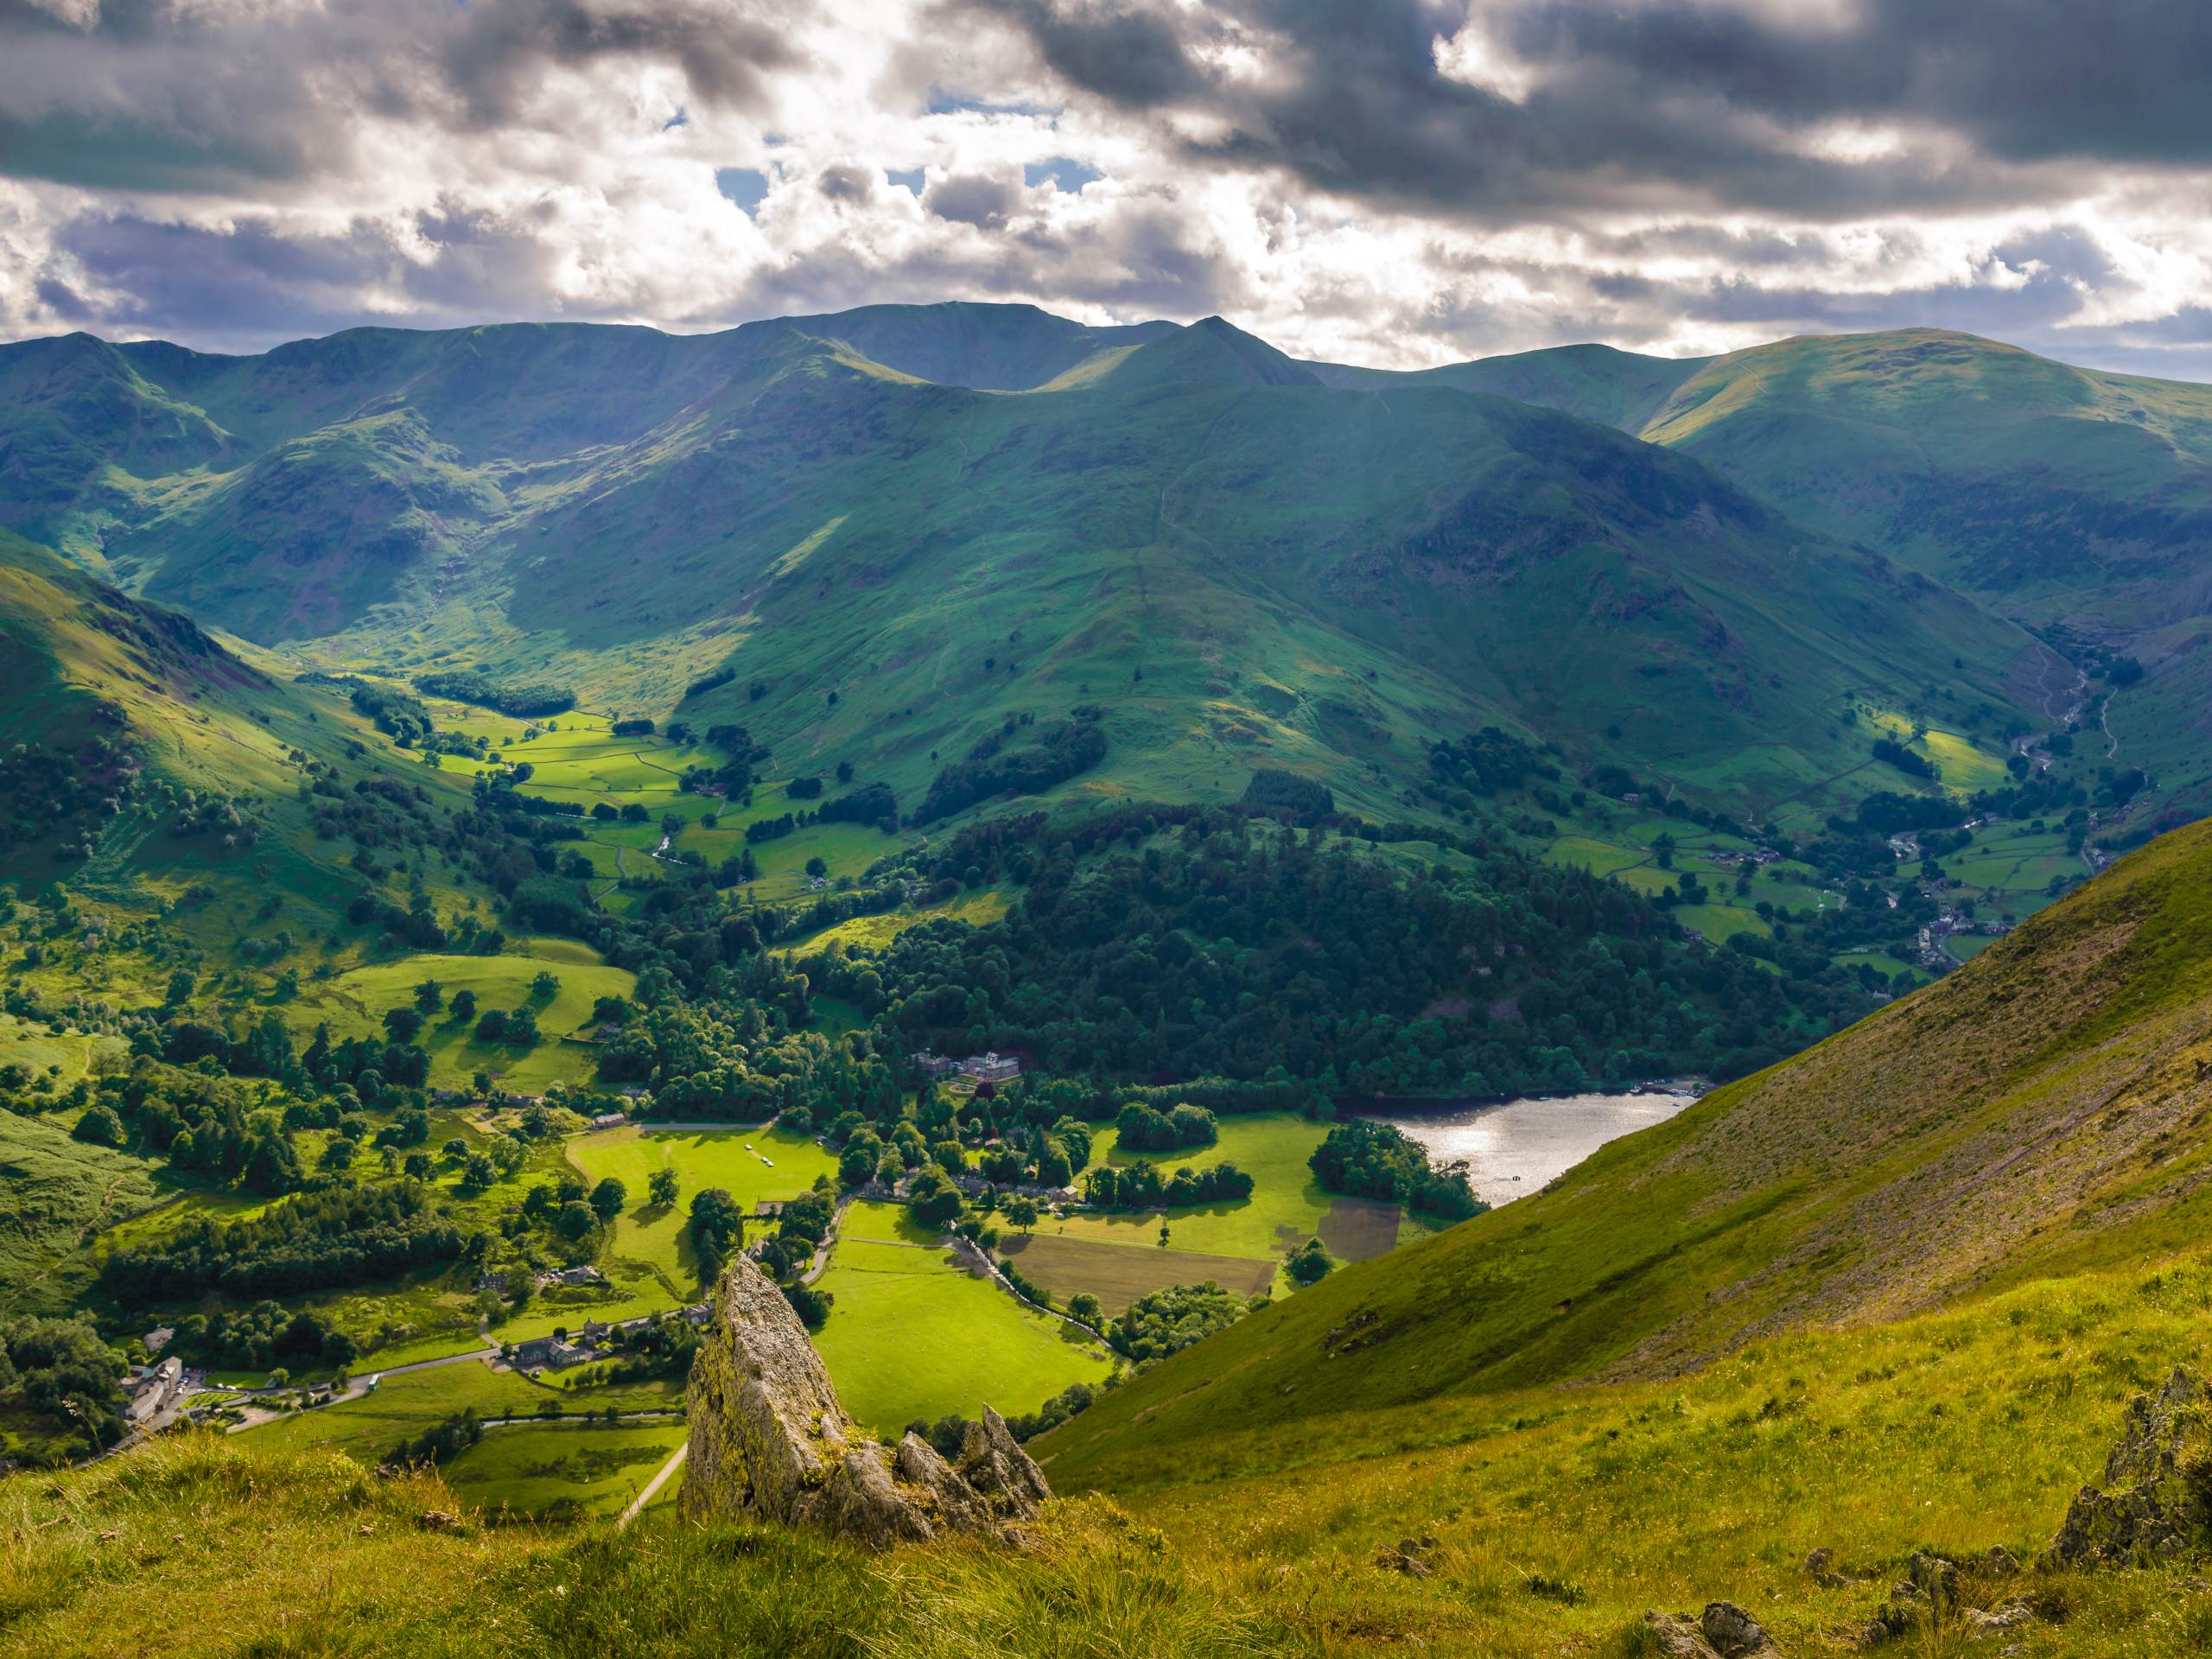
[1361,1085,1706,1209]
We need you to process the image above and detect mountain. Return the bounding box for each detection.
[1042,808,2212,1484]
[1308,339,1708,431]
[0,526,472,922]
[0,307,2054,828]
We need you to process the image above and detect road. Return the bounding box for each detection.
[620,1442,688,1528]
[224,1342,499,1433]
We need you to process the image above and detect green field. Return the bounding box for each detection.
[567,1124,842,1294]
[810,1205,1114,1432]
[287,952,639,1092]
[250,1357,683,1465]
[1033,1113,1412,1300]
[441,1420,686,1519]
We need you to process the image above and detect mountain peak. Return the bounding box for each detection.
[1105,315,1321,390]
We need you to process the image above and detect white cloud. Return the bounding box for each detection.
[1,0,2209,378]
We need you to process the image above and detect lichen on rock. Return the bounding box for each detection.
[680,1251,1051,1547]
[2043,1365,2212,1569]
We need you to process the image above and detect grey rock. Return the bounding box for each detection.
[1643,1603,1777,1658]
[2044,1366,2212,1569]
[1700,1600,1777,1656]
[681,1253,1050,1547]
[1804,1546,1850,1588]
[1906,1553,1958,1611]
[1643,1611,1721,1658]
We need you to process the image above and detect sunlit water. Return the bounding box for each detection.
[1362,1087,1701,1208]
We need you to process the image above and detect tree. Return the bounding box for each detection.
[589,1178,627,1222]
[1003,1195,1039,1234]
[804,855,828,879]
[1065,1291,1103,1326]
[781,1282,831,1329]
[381,1006,423,1044]
[555,1201,598,1242]
[73,1103,125,1147]
[1287,1236,1333,1284]
[413,979,443,1014]
[450,989,479,1021]
[689,1187,745,1279]
[164,969,196,1006]
[647,1166,679,1208]
[531,970,561,997]
[458,1153,497,1195]
[907,1166,965,1230]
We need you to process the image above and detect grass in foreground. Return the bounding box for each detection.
[12,1249,2212,1659]
[0,1435,1280,1659]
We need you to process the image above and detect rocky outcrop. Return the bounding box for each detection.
[1858,1553,1958,1646]
[1642,1602,1778,1657]
[681,1252,1050,1547]
[2044,1366,2212,1568]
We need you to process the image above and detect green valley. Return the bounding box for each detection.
[7,299,2212,1654]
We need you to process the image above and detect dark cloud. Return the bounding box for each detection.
[0,0,801,193]
[966,0,1199,106]
[966,0,2212,223]
[7,0,2212,380]
[817,162,879,203]
[927,172,1021,228]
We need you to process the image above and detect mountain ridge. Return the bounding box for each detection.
[0,305,2059,830]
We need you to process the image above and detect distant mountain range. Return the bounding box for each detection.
[19,300,2174,830]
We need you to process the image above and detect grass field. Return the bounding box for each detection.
[810,1205,1114,1432]
[779,887,1012,954]
[250,1357,683,1468]
[1043,1112,1407,1298]
[287,952,639,1092]
[441,1419,687,1519]
[567,1124,841,1295]
[995,1232,1274,1313]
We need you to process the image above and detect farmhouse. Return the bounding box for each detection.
[914,1051,960,1079]
[587,1111,626,1130]
[511,1337,595,1370]
[542,1264,607,1288]
[126,1356,185,1424]
[963,1052,1021,1084]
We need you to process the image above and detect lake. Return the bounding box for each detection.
[1362,1086,1701,1208]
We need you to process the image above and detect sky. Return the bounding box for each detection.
[4,0,2212,377]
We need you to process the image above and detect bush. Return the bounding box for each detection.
[1311,1119,1481,1221]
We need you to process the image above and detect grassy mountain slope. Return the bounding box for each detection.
[779,300,1178,390]
[1040,810,2212,1488]
[0,527,476,922]
[0,306,2054,830]
[1637,331,2212,624]
[111,410,510,639]
[1334,327,2212,813]
[301,321,2052,821]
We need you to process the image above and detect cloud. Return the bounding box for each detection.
[0,0,2208,380]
